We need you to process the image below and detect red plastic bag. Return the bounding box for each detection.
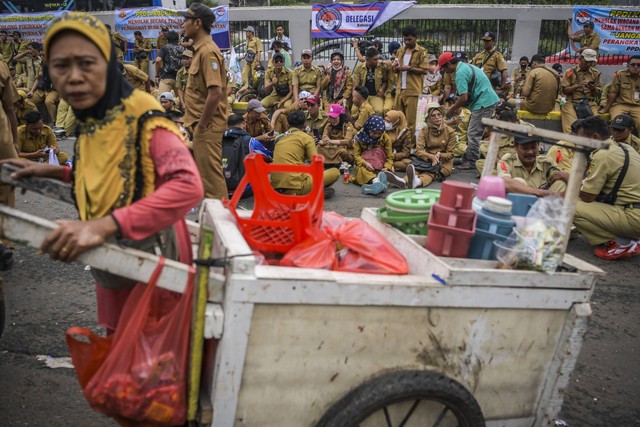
[280,214,409,275]
[67,258,195,426]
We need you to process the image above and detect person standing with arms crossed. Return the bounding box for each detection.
[180,3,229,199]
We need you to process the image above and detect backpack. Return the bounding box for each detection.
[162,44,185,75]
[222,130,250,198]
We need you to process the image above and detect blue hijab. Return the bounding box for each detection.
[355,115,385,145]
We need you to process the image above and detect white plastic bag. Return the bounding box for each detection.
[48,148,60,166]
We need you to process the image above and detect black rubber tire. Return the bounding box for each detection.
[316,370,485,427]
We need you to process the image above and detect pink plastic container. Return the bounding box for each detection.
[438,181,475,210]
[477,176,506,200]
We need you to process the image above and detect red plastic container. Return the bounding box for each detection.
[429,203,476,230]
[426,214,477,257]
[438,181,475,210]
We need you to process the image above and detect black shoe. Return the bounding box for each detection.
[324,187,336,200]
[0,245,13,271]
[456,162,475,170]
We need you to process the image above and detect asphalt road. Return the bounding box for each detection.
[0,137,638,426]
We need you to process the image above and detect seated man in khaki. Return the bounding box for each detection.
[508,54,560,115]
[351,85,375,131]
[17,110,69,164]
[497,135,565,197]
[271,110,340,199]
[15,89,38,126]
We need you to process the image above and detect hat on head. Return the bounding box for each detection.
[437,52,456,71]
[388,41,401,55]
[327,104,345,118]
[552,63,563,73]
[247,99,265,113]
[514,136,540,145]
[427,54,437,63]
[306,95,320,105]
[583,21,595,29]
[243,25,255,33]
[298,90,313,101]
[273,52,284,62]
[178,3,215,28]
[581,49,598,62]
[610,114,635,130]
[482,31,496,41]
[301,48,312,57]
[160,92,174,101]
[161,26,169,31]
[182,49,193,58]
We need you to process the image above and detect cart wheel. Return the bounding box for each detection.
[316,370,485,427]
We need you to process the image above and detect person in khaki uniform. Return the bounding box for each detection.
[16,111,69,164]
[0,30,14,63]
[244,99,274,146]
[261,53,292,111]
[11,32,28,76]
[133,31,152,73]
[472,31,509,96]
[320,103,355,168]
[54,98,76,138]
[443,94,469,158]
[509,56,530,99]
[571,116,640,260]
[15,89,38,126]
[121,63,150,92]
[271,110,339,196]
[175,49,192,109]
[560,49,601,133]
[241,25,262,87]
[9,64,27,90]
[13,42,41,92]
[180,3,229,199]
[609,114,640,153]
[351,47,387,115]
[382,41,401,114]
[392,25,429,139]
[303,95,327,141]
[156,26,169,49]
[509,54,560,115]
[29,63,59,125]
[351,86,376,131]
[598,55,640,131]
[292,49,322,107]
[106,25,127,63]
[385,110,412,172]
[497,136,565,196]
[567,20,601,54]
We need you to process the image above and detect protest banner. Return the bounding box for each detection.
[571,6,640,55]
[312,1,415,39]
[0,11,65,42]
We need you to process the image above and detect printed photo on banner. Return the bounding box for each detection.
[312,1,415,39]
[571,6,640,55]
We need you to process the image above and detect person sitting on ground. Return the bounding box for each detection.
[422,54,443,95]
[9,63,27,90]
[304,95,328,142]
[497,136,565,197]
[508,54,560,115]
[352,115,393,195]
[320,103,356,169]
[610,113,639,153]
[442,94,470,159]
[244,99,275,149]
[571,116,640,260]
[159,92,181,114]
[15,89,38,126]
[271,90,313,134]
[120,62,151,93]
[261,52,293,112]
[321,50,352,109]
[385,105,455,189]
[270,110,339,199]
[385,110,412,172]
[598,55,640,132]
[17,110,69,164]
[351,85,375,131]
[545,120,577,173]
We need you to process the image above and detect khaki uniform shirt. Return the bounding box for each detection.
[14,40,28,55]
[498,153,559,188]
[156,34,168,49]
[416,125,457,162]
[443,71,457,96]
[0,61,20,149]
[561,66,601,102]
[523,66,560,114]
[510,66,530,97]
[134,38,152,55]
[472,49,508,81]
[623,134,640,153]
[112,31,127,61]
[572,32,601,51]
[271,128,317,190]
[353,99,375,130]
[246,37,262,59]
[265,67,292,96]
[11,73,27,90]
[123,64,148,91]
[175,66,188,91]
[0,40,14,62]
[305,110,328,137]
[323,121,356,145]
[545,141,575,173]
[352,62,387,96]
[18,55,40,91]
[395,44,429,96]
[610,69,640,106]
[583,140,640,205]
[292,65,322,93]
[15,100,37,126]
[244,112,272,137]
[17,124,58,154]
[184,36,228,129]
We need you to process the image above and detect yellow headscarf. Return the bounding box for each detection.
[384,110,408,143]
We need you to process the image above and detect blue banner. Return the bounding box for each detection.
[0,11,66,43]
[312,1,415,39]
[115,6,230,50]
[571,6,640,55]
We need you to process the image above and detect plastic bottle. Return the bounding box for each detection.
[515,94,521,111]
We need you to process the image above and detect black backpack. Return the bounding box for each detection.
[222,131,251,198]
[163,44,185,75]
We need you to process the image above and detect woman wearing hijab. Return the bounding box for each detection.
[3,12,203,334]
[385,105,456,189]
[321,51,352,109]
[320,103,356,167]
[422,54,443,96]
[351,115,393,195]
[384,110,412,172]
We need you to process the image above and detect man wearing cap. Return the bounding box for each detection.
[304,95,327,142]
[571,116,640,260]
[9,64,26,90]
[242,26,262,78]
[181,2,229,199]
[383,41,401,114]
[567,19,601,54]
[261,52,293,112]
[175,49,193,110]
[352,47,387,115]
[471,32,509,95]
[133,31,152,73]
[440,51,499,170]
[509,54,560,115]
[267,40,291,70]
[0,30,14,64]
[105,25,127,63]
[497,136,565,197]
[598,55,640,131]
[159,92,181,114]
[157,26,170,49]
[392,25,429,139]
[293,49,323,107]
[244,99,275,147]
[610,114,639,153]
[442,51,467,101]
[268,24,292,63]
[509,56,530,99]
[560,49,601,133]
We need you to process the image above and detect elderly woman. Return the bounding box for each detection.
[384,110,412,172]
[4,12,203,334]
[351,115,393,195]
